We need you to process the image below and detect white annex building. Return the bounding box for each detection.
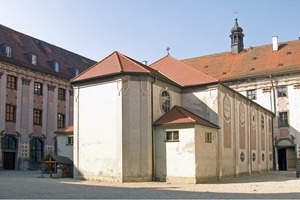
[71,51,274,183]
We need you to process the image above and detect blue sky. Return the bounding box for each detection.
[1,0,299,64]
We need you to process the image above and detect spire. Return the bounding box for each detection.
[230,18,244,54]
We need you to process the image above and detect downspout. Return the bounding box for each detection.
[269,75,277,170]
[151,76,156,181]
[75,86,80,178]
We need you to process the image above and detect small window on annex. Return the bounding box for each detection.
[205,132,212,143]
[166,131,179,142]
[67,136,73,145]
[161,90,171,113]
[247,89,256,100]
[277,86,287,97]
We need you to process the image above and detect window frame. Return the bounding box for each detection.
[246,89,256,100]
[58,88,66,101]
[165,130,179,142]
[33,109,43,126]
[34,82,43,96]
[5,45,12,57]
[5,104,16,122]
[278,112,289,127]
[67,136,73,145]
[277,86,287,98]
[7,75,17,90]
[205,132,212,143]
[57,113,65,128]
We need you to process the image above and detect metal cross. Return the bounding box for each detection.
[166,46,170,55]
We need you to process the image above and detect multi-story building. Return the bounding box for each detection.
[182,19,300,171]
[0,24,96,170]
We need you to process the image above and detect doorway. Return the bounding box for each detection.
[278,148,287,170]
[3,152,16,170]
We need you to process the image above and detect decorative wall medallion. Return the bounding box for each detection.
[240,152,245,162]
[239,103,245,126]
[223,95,231,122]
[252,152,256,162]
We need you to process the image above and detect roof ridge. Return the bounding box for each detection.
[120,52,149,73]
[115,51,124,73]
[71,51,117,82]
[175,106,196,122]
[149,55,169,69]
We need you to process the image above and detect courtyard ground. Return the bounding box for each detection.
[0,170,299,199]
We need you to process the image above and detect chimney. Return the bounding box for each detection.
[272,36,278,51]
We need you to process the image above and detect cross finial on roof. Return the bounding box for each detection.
[166,46,171,55]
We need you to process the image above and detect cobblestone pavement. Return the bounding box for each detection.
[0,170,300,199]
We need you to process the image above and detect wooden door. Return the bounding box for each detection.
[3,152,15,170]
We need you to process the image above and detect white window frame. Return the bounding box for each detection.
[165,130,179,142]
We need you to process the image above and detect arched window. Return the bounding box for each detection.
[30,137,44,162]
[1,135,17,150]
[161,90,171,113]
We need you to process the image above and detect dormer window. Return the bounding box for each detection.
[27,53,37,65]
[50,61,60,72]
[1,44,12,57]
[5,45,12,57]
[70,68,79,76]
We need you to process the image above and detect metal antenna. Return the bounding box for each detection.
[166,46,170,55]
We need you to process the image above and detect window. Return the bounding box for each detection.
[6,104,16,122]
[1,135,17,150]
[166,131,179,142]
[33,109,42,126]
[67,136,73,145]
[161,90,171,113]
[5,45,12,57]
[247,89,256,100]
[277,86,287,97]
[57,113,65,128]
[58,88,66,101]
[205,132,212,143]
[54,62,59,72]
[7,75,17,90]
[279,112,288,127]
[30,137,44,162]
[34,82,43,96]
[31,54,37,65]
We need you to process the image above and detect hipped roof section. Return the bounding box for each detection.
[182,40,300,81]
[154,105,219,129]
[71,51,179,86]
[150,55,218,87]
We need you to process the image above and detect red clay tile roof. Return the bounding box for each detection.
[150,55,218,87]
[72,51,180,86]
[0,24,96,80]
[55,125,73,135]
[154,105,219,128]
[181,40,300,81]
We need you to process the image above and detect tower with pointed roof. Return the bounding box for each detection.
[230,18,244,54]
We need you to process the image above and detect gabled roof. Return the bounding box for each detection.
[55,125,73,135]
[43,154,73,165]
[150,55,218,87]
[71,51,180,86]
[154,105,219,129]
[0,24,96,80]
[181,40,300,81]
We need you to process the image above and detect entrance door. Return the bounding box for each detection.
[278,148,287,170]
[3,152,16,170]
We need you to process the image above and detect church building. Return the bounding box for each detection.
[71,48,274,183]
